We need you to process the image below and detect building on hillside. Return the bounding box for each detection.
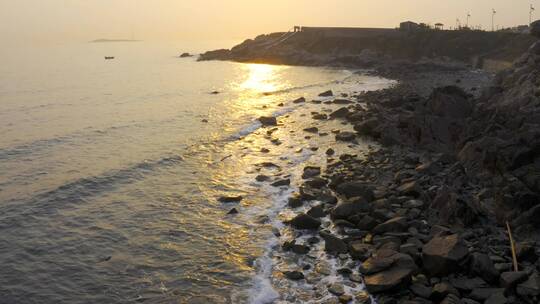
[400,21,420,31]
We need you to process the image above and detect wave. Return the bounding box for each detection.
[1,154,184,221]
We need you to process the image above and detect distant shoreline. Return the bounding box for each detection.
[90,39,141,43]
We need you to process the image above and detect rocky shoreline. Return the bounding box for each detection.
[233,25,540,304]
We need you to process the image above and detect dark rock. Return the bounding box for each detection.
[258,116,277,126]
[336,131,357,141]
[312,113,328,120]
[450,276,487,292]
[218,196,243,203]
[432,282,460,302]
[531,20,540,38]
[357,215,378,230]
[283,270,304,280]
[291,244,310,254]
[256,175,270,182]
[500,271,528,288]
[328,283,345,295]
[336,181,375,200]
[422,234,469,276]
[470,252,500,283]
[326,148,335,156]
[304,177,327,188]
[484,292,507,304]
[440,294,463,304]
[288,213,321,230]
[271,179,290,187]
[516,273,540,296]
[331,198,370,220]
[330,107,350,119]
[354,118,380,138]
[349,241,372,260]
[179,52,192,58]
[373,217,408,234]
[227,208,239,214]
[302,166,321,179]
[333,99,353,104]
[307,205,326,218]
[288,193,303,208]
[303,127,319,133]
[397,181,420,197]
[410,283,432,299]
[293,97,306,103]
[319,90,333,97]
[515,242,538,263]
[469,288,505,301]
[364,256,418,293]
[320,231,348,254]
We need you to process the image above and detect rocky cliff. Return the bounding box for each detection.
[200,29,535,71]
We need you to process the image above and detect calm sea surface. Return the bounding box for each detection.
[0,41,393,303]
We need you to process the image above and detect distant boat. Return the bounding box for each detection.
[104,56,115,60]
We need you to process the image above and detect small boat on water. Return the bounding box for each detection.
[104,56,115,60]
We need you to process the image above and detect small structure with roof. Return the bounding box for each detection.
[435,23,444,30]
[400,21,420,31]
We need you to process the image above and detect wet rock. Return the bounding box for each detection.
[333,99,353,105]
[303,127,319,133]
[328,283,345,296]
[288,213,321,230]
[336,181,375,200]
[302,166,321,179]
[179,52,192,58]
[283,270,304,280]
[331,198,370,220]
[320,231,348,254]
[288,193,303,208]
[500,271,528,288]
[291,244,311,254]
[349,241,373,260]
[470,253,499,283]
[330,107,350,119]
[319,90,333,97]
[312,113,328,120]
[449,276,487,292]
[354,118,380,138]
[258,116,277,126]
[218,196,243,203]
[307,205,326,218]
[304,177,327,188]
[364,255,418,294]
[360,255,394,275]
[227,208,239,214]
[422,234,468,276]
[336,131,357,142]
[373,217,408,234]
[338,294,353,303]
[326,148,335,156]
[357,215,378,230]
[293,97,306,103]
[271,178,290,187]
[256,174,270,182]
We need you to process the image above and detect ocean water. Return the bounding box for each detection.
[0,41,394,303]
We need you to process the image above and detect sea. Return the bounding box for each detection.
[0,40,394,303]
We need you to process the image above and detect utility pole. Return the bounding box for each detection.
[492,9,497,31]
[467,13,471,27]
[456,18,461,30]
[531,4,536,26]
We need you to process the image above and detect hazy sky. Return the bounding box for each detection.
[1,0,539,44]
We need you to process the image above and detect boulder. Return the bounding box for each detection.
[336,181,375,200]
[271,179,290,187]
[288,213,321,230]
[303,127,319,133]
[328,283,345,296]
[363,249,418,293]
[422,234,468,276]
[517,273,540,296]
[349,241,373,260]
[293,97,306,103]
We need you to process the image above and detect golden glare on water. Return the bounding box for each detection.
[239,64,286,93]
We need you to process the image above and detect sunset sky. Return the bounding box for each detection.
[1,0,539,43]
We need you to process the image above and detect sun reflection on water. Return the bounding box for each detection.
[239,64,286,94]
